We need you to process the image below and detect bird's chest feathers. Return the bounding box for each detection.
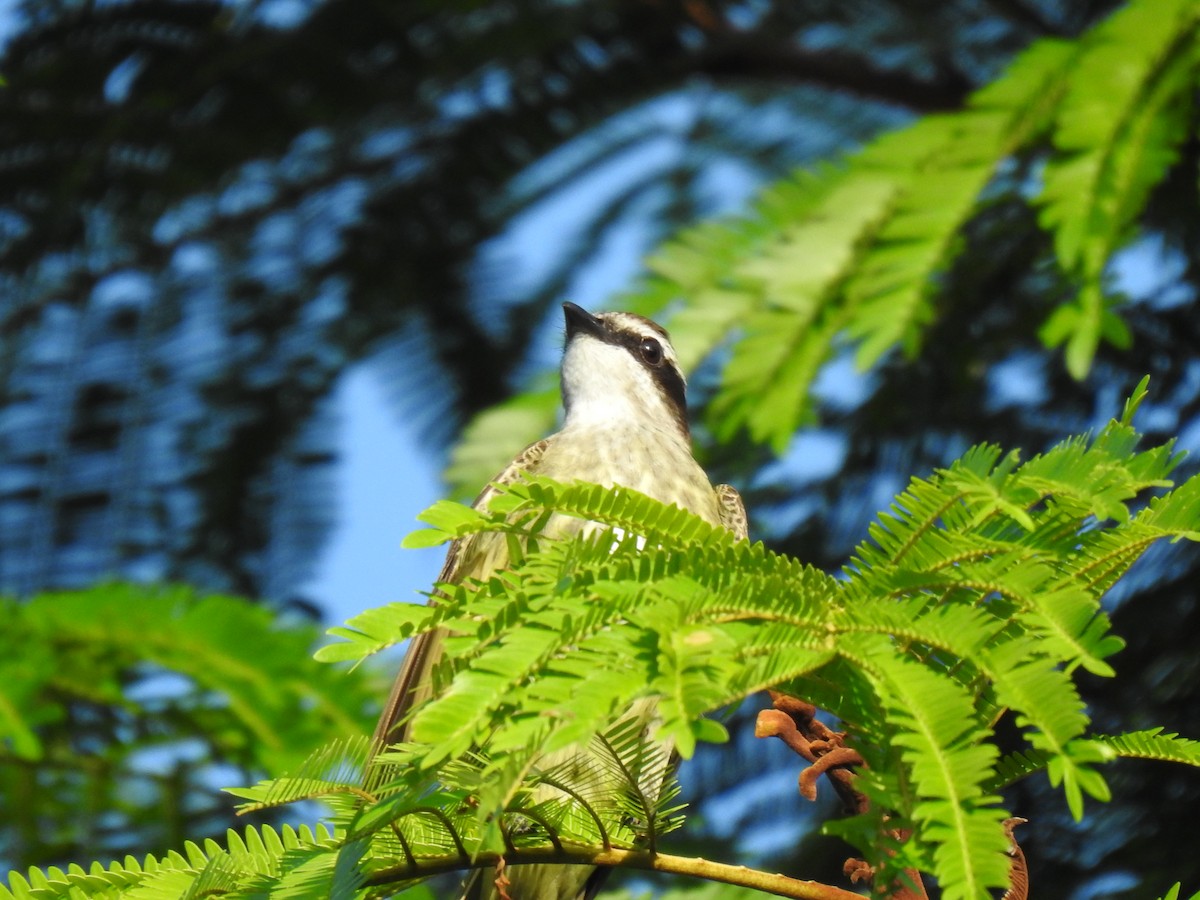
[538,421,718,523]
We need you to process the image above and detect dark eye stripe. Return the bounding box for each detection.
[607,329,688,436]
[653,365,689,436]
[585,315,689,436]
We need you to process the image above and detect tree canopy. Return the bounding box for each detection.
[4,0,1200,897]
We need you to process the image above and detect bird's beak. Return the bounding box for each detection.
[563,302,605,340]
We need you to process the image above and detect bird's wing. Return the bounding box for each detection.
[715,483,748,541]
[369,437,552,757]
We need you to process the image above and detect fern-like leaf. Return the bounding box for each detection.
[1036,0,1198,377]
[0,824,336,900]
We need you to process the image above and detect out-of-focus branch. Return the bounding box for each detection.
[696,42,973,111]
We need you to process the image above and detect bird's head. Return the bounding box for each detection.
[559,302,689,439]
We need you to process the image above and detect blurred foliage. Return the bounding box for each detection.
[449,0,1199,484]
[0,0,1056,601]
[4,0,1200,897]
[0,584,377,871]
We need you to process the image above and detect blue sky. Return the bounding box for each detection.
[302,363,446,625]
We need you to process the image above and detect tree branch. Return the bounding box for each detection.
[695,41,973,112]
[364,844,865,899]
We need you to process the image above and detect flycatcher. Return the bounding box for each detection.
[372,302,747,898]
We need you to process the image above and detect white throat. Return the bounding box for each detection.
[560,335,687,441]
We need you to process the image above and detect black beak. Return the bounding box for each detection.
[563,302,605,340]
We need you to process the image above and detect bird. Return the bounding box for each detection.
[370,301,748,899]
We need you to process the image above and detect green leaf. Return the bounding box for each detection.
[406,499,494,544]
[316,601,438,664]
[1155,885,1200,900]
[1035,0,1197,376]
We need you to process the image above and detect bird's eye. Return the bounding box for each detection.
[640,338,664,367]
